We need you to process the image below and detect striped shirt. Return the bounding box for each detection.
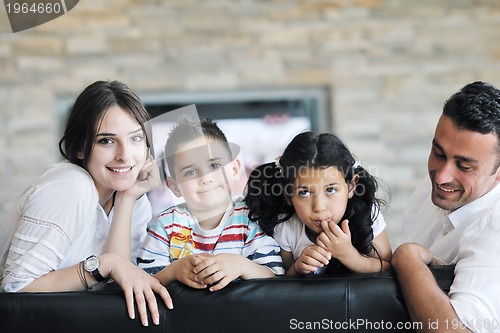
[138,199,284,275]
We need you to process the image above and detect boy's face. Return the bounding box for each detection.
[170,136,237,217]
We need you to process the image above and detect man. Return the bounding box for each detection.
[393,81,500,333]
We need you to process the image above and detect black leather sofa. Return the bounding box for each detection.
[0,265,454,333]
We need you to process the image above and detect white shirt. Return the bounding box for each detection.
[274,208,386,273]
[0,162,152,292]
[402,178,500,333]
[402,178,500,264]
[448,205,500,333]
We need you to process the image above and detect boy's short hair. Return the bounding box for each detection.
[164,116,233,178]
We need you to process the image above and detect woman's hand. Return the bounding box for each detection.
[125,155,161,200]
[101,253,173,327]
[104,156,161,257]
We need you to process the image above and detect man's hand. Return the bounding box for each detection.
[392,244,472,333]
[392,243,435,268]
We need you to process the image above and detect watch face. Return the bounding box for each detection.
[84,256,99,271]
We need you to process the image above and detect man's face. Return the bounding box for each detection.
[428,115,500,211]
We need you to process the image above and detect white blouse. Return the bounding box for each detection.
[0,162,151,292]
[274,207,386,268]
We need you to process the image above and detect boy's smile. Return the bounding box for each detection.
[171,136,237,226]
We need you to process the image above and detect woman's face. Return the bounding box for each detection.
[85,105,147,202]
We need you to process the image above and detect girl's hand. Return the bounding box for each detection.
[317,219,358,261]
[293,245,331,275]
[101,253,173,327]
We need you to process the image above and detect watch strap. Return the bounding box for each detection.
[90,267,108,283]
[85,255,109,283]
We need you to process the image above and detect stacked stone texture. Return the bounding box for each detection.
[1,0,500,245]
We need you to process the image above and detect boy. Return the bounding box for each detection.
[138,117,283,291]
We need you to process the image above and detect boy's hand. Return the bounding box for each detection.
[192,254,244,291]
[317,219,358,261]
[173,254,212,289]
[293,245,331,275]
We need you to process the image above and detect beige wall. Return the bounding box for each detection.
[1,1,500,246]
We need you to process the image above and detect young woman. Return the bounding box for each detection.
[245,131,392,275]
[0,80,171,327]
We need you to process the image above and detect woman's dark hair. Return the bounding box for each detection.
[58,80,151,170]
[245,131,386,271]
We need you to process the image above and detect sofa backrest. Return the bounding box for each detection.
[0,266,454,333]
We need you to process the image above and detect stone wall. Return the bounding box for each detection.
[1,0,500,246]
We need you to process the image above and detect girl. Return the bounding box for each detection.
[0,80,171,326]
[245,131,392,275]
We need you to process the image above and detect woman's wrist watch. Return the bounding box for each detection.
[84,255,109,283]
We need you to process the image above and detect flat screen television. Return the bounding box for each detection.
[142,87,330,218]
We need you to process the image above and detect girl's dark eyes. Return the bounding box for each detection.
[326,187,337,195]
[297,190,311,197]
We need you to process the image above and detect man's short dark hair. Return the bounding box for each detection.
[443,81,500,145]
[443,81,500,170]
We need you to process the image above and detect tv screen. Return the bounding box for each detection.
[142,88,330,221]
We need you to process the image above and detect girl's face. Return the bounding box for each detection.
[85,105,147,203]
[290,166,356,235]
